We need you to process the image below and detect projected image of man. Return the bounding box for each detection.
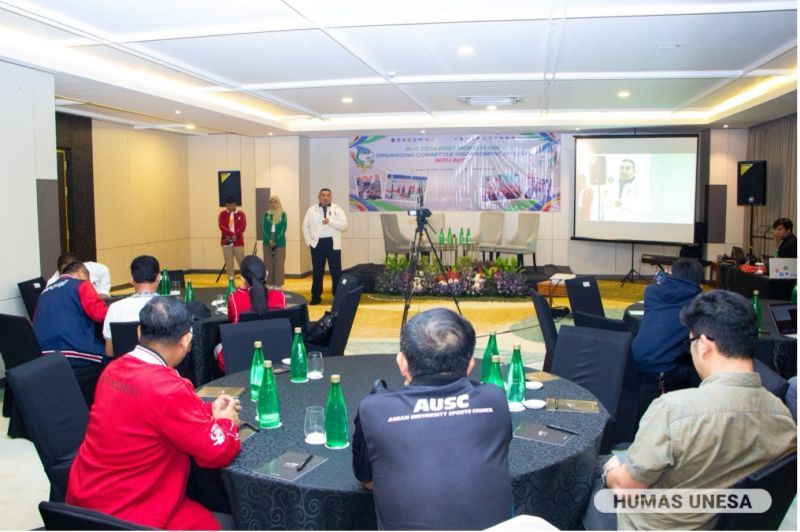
[606,158,647,222]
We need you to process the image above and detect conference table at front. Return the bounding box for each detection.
[201,354,610,530]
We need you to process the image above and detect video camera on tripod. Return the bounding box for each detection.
[407,207,432,228]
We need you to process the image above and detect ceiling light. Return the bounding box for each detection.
[486,105,498,111]
[459,96,522,107]
[617,90,631,98]
[457,45,474,56]
[657,43,680,49]
[341,97,353,104]
[575,127,581,131]
[268,132,274,136]
[185,124,195,130]
[723,124,729,128]
[420,130,426,133]
[174,110,182,115]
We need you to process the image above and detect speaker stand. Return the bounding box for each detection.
[621,242,642,287]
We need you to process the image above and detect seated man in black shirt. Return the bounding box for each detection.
[772,217,797,258]
[352,308,513,530]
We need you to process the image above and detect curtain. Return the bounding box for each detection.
[744,114,797,257]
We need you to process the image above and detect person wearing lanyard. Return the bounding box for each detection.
[218,196,247,280]
[302,188,348,305]
[262,195,287,289]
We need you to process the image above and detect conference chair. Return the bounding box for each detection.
[473,211,504,261]
[530,291,558,372]
[571,311,628,332]
[7,354,89,502]
[39,500,156,530]
[380,213,413,256]
[219,318,293,374]
[306,275,363,357]
[565,276,605,317]
[493,212,540,268]
[240,303,309,333]
[550,325,632,453]
[0,313,42,438]
[18,276,46,320]
[109,321,140,357]
[752,358,789,400]
[714,452,797,530]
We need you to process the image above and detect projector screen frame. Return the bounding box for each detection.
[571,133,700,246]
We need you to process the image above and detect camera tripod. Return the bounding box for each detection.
[401,212,462,326]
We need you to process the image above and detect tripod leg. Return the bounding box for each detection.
[401,229,424,326]
[423,224,462,317]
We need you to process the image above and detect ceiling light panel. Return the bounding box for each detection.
[558,12,797,73]
[263,84,423,115]
[333,20,549,77]
[139,29,377,85]
[549,78,722,109]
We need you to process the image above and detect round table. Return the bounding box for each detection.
[207,355,609,530]
[191,287,307,311]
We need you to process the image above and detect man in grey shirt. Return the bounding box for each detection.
[586,289,796,530]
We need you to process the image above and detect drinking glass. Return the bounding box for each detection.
[304,406,325,445]
[170,281,181,296]
[308,351,324,380]
[212,294,225,306]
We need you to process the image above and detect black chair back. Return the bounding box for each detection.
[0,313,42,435]
[572,311,629,332]
[752,358,788,399]
[7,354,89,502]
[219,318,293,374]
[18,276,46,320]
[565,276,605,317]
[39,500,156,530]
[550,325,631,451]
[109,321,139,357]
[316,276,363,357]
[715,453,797,530]
[240,305,308,332]
[530,291,558,372]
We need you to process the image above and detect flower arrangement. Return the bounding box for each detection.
[376,254,529,298]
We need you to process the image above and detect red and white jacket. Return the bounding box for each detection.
[218,208,247,247]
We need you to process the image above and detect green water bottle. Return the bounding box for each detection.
[226,278,236,298]
[289,327,308,383]
[438,228,445,245]
[324,374,349,449]
[249,341,265,402]
[466,228,471,244]
[446,228,453,245]
[752,290,762,333]
[257,360,281,429]
[792,284,797,304]
[458,228,465,244]
[183,281,195,303]
[486,355,506,393]
[481,332,499,383]
[506,345,525,404]
[158,269,169,295]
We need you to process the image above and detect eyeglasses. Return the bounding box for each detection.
[682,334,714,352]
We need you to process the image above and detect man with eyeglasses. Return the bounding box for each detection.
[68,297,241,530]
[584,290,796,530]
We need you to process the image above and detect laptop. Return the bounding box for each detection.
[768,303,797,336]
[731,246,746,261]
[768,258,797,279]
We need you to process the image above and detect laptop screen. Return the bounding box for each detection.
[769,303,797,335]
[731,246,745,261]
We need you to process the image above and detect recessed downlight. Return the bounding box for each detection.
[174,110,182,115]
[341,97,353,104]
[185,124,195,130]
[486,104,498,111]
[457,45,474,56]
[617,90,631,98]
[723,124,729,128]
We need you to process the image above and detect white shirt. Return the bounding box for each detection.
[302,202,348,250]
[102,292,157,339]
[47,261,111,296]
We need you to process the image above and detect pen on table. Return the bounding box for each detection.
[296,454,314,472]
[546,423,578,435]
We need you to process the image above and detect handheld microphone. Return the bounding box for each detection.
[322,205,328,219]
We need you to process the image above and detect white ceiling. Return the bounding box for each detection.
[0,0,796,137]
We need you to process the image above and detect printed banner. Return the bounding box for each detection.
[349,133,561,212]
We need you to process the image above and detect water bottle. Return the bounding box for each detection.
[158,269,169,295]
[481,332,499,383]
[226,278,236,298]
[324,374,349,449]
[257,360,281,429]
[752,290,762,333]
[506,345,525,404]
[466,228,471,244]
[446,228,453,245]
[438,228,445,245]
[486,355,505,393]
[458,228,465,244]
[249,340,265,402]
[290,327,308,383]
[792,284,797,304]
[183,281,195,303]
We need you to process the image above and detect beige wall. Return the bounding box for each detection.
[93,122,190,285]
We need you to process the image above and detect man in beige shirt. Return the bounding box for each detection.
[586,289,796,530]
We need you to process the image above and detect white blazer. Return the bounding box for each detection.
[303,202,348,250]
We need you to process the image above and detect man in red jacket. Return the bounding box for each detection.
[218,197,247,280]
[67,297,241,530]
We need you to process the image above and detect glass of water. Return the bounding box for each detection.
[304,406,325,445]
[308,351,324,380]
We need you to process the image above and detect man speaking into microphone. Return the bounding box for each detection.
[303,188,348,305]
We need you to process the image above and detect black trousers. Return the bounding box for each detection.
[310,237,341,300]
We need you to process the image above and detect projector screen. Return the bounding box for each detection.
[573,135,698,244]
